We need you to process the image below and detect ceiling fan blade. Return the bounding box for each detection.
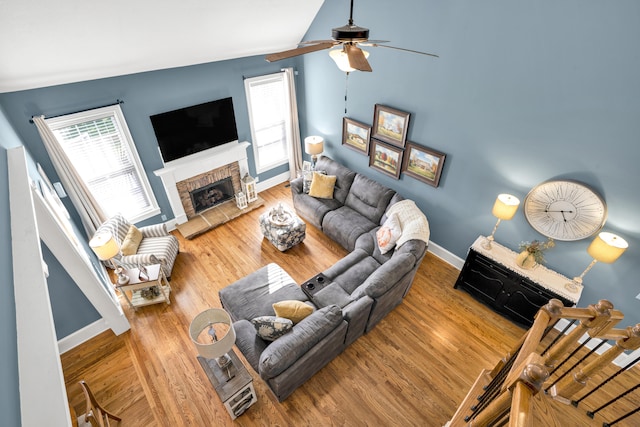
[266,42,336,62]
[367,43,439,58]
[345,44,372,72]
[299,39,336,45]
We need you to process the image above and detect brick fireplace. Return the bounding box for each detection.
[176,163,241,219]
[154,141,251,224]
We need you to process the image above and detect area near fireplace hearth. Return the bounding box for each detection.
[154,141,264,238]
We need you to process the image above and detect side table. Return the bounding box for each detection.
[116,264,171,310]
[197,350,257,419]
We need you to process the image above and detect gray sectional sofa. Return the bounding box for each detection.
[219,156,429,401]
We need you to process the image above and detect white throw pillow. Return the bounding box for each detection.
[376,213,402,254]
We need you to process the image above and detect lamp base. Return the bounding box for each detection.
[481,235,494,250]
[215,353,236,381]
[116,271,129,285]
[564,277,582,293]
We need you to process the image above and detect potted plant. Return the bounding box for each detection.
[516,239,555,269]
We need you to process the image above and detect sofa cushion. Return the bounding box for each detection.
[233,319,268,373]
[121,225,143,255]
[344,174,396,224]
[313,156,356,204]
[312,283,353,308]
[380,192,405,225]
[322,206,378,252]
[258,305,343,379]
[292,188,342,230]
[219,263,309,322]
[273,300,314,324]
[322,249,381,295]
[308,172,337,199]
[251,316,294,341]
[352,252,417,299]
[355,227,394,264]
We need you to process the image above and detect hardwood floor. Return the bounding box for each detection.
[62,183,639,426]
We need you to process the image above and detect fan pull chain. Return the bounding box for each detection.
[344,72,350,114]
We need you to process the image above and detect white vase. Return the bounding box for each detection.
[516,251,537,269]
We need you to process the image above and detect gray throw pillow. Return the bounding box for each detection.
[251,316,293,341]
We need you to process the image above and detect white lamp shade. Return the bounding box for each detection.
[304,136,324,155]
[492,194,520,220]
[89,231,120,260]
[329,48,370,72]
[189,308,236,359]
[587,232,628,264]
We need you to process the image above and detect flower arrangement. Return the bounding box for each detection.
[518,239,555,264]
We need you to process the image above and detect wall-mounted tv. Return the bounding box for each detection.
[150,97,239,163]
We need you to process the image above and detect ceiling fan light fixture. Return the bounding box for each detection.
[329,48,369,73]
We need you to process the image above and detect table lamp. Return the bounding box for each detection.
[304,136,324,169]
[189,308,237,380]
[482,194,520,249]
[565,232,628,292]
[89,231,130,285]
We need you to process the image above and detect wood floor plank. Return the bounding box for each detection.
[61,182,639,426]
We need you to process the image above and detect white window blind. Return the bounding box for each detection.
[46,105,159,222]
[245,72,292,173]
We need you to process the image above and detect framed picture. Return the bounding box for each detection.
[402,142,446,187]
[371,104,410,148]
[369,139,403,179]
[342,117,370,155]
[302,161,312,172]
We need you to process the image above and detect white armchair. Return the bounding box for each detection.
[92,214,179,279]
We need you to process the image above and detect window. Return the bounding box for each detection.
[245,71,293,173]
[45,105,159,222]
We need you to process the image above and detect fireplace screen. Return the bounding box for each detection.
[189,177,234,214]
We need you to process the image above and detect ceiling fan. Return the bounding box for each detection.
[265,0,438,72]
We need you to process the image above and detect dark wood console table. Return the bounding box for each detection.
[454,236,583,327]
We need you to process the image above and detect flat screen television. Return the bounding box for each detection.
[150,97,239,163]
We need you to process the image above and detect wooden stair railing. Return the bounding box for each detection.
[446,299,640,427]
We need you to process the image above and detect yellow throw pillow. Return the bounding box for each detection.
[273,300,314,324]
[121,225,143,256]
[308,172,337,199]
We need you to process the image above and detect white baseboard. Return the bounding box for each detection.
[58,318,110,354]
[256,171,290,192]
[427,240,464,270]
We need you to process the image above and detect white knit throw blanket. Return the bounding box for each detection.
[386,199,430,248]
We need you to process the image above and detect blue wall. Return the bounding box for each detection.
[299,0,640,326]
[0,6,639,424]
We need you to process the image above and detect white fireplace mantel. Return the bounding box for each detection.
[154,141,251,224]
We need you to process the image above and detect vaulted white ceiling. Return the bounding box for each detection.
[0,0,324,93]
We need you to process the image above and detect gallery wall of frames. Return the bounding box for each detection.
[341,104,446,187]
